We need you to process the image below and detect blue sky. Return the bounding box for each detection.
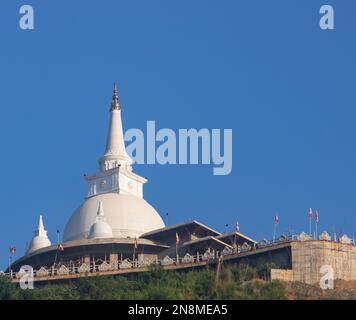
[0,0,355,269]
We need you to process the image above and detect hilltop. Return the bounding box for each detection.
[1,264,355,300]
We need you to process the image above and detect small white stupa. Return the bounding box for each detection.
[27,215,51,255]
[88,201,113,239]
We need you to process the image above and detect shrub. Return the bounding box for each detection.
[0,264,289,300]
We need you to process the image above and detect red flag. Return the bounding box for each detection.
[57,244,64,252]
[10,247,16,254]
[275,213,279,225]
[309,208,313,220]
[316,210,319,224]
[175,232,180,244]
[236,221,240,234]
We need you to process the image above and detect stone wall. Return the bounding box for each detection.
[291,241,356,285]
[271,269,294,282]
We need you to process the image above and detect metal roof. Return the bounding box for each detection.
[141,220,221,238]
[183,236,233,249]
[216,231,257,244]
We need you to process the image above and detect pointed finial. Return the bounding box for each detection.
[38,215,44,230]
[33,214,48,238]
[111,81,121,111]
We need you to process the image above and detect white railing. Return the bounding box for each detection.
[4,235,354,281]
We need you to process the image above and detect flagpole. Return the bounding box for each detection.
[175,232,180,263]
[175,242,178,264]
[132,246,136,266]
[315,210,319,240]
[234,221,239,246]
[8,247,15,275]
[53,249,58,267]
[132,238,137,266]
[308,208,311,237]
[273,213,278,243]
[8,253,12,274]
[53,244,62,267]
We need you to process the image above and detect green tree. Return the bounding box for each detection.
[0,276,20,300]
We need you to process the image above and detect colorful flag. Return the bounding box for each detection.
[309,208,313,220]
[316,210,319,223]
[10,247,16,254]
[175,232,180,244]
[236,221,239,234]
[275,213,279,225]
[57,244,64,252]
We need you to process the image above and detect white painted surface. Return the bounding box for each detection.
[27,215,51,255]
[63,193,165,242]
[63,85,164,243]
[88,201,113,239]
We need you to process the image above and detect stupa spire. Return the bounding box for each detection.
[111,81,121,111]
[38,215,44,231]
[34,214,47,238]
[99,82,132,172]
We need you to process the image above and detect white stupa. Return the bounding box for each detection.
[63,83,165,242]
[27,215,52,254]
[88,201,113,239]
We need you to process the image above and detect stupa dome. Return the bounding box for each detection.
[63,193,165,242]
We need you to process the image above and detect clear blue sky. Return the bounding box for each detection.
[0,0,355,269]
